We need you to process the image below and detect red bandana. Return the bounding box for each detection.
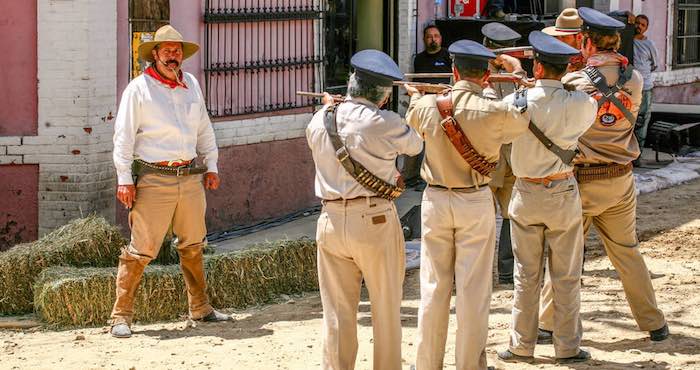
[145,66,188,89]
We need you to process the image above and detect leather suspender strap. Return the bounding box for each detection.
[435,90,497,177]
[513,89,579,165]
[583,65,637,125]
[322,103,404,201]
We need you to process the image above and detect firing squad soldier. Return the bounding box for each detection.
[536,7,669,345]
[496,30,598,364]
[405,40,530,370]
[481,22,527,285]
[306,49,423,370]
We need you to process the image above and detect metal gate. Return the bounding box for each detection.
[203,0,324,118]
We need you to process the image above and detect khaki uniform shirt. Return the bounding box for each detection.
[563,58,643,165]
[487,63,521,188]
[306,97,423,200]
[503,79,598,178]
[406,80,530,188]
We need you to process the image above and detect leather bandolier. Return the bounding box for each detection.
[323,103,404,201]
[435,89,497,177]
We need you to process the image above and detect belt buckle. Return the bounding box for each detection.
[543,178,553,188]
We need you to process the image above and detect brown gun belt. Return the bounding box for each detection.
[574,162,633,183]
[133,159,207,177]
[436,90,497,177]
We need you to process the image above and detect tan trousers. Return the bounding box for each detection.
[316,197,405,370]
[539,172,666,332]
[416,186,496,370]
[509,177,584,359]
[111,174,212,325]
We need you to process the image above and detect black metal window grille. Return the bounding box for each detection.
[204,0,323,118]
[674,0,700,68]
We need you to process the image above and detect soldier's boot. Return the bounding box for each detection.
[498,219,514,284]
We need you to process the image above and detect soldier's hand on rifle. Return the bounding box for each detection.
[117,185,136,209]
[321,92,335,105]
[204,172,220,190]
[403,84,421,97]
[495,54,523,74]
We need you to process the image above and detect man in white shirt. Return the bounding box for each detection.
[307,49,422,370]
[632,14,659,149]
[497,31,597,364]
[110,25,230,338]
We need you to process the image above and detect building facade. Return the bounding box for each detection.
[1,0,697,249]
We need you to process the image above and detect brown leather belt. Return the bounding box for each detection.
[520,171,574,187]
[322,196,382,205]
[574,162,633,183]
[153,159,192,167]
[428,184,485,193]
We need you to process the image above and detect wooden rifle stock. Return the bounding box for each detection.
[493,46,535,59]
[296,91,344,103]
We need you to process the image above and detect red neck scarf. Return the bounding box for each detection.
[145,66,188,89]
[586,51,629,68]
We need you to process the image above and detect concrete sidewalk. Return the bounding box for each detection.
[211,148,699,254]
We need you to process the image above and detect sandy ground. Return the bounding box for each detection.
[1,180,699,370]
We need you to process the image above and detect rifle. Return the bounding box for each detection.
[296,91,344,103]
[403,72,534,88]
[493,46,535,59]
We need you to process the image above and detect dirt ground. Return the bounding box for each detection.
[1,180,699,370]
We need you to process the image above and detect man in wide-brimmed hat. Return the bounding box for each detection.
[111,24,230,338]
[542,8,586,71]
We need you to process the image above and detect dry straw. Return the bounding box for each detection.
[0,216,126,315]
[33,238,318,327]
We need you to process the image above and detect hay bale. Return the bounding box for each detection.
[0,216,126,315]
[34,238,318,327]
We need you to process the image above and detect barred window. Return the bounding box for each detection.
[203,0,324,119]
[674,0,700,68]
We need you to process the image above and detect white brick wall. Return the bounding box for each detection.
[652,67,700,87]
[397,0,417,117]
[27,0,118,235]
[213,113,313,147]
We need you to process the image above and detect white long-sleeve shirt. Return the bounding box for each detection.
[504,79,598,178]
[306,97,423,200]
[113,72,218,185]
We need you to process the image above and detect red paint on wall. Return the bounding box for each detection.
[115,137,318,236]
[0,165,39,251]
[0,1,38,135]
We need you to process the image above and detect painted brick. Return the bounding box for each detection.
[0,156,23,165]
[0,137,21,146]
[7,144,68,155]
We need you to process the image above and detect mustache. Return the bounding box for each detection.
[164,59,180,67]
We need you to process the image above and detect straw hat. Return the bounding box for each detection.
[542,8,583,37]
[137,25,199,62]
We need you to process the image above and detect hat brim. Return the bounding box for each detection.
[542,26,581,37]
[138,41,199,62]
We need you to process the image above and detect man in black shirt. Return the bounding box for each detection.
[413,25,452,84]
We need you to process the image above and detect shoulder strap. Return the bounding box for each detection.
[518,89,579,165]
[322,103,404,200]
[583,66,637,124]
[436,90,497,177]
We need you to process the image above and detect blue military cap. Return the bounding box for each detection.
[481,22,521,47]
[448,40,496,69]
[529,31,580,65]
[350,49,404,87]
[579,7,625,35]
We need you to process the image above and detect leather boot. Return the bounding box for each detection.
[177,241,213,319]
[111,248,150,325]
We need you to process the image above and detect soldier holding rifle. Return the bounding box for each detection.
[405,40,530,370]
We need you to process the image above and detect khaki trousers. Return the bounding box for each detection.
[111,174,212,325]
[316,197,405,370]
[416,186,496,370]
[539,172,665,332]
[509,177,584,358]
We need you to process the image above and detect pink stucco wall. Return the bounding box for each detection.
[170,0,205,84]
[0,0,38,136]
